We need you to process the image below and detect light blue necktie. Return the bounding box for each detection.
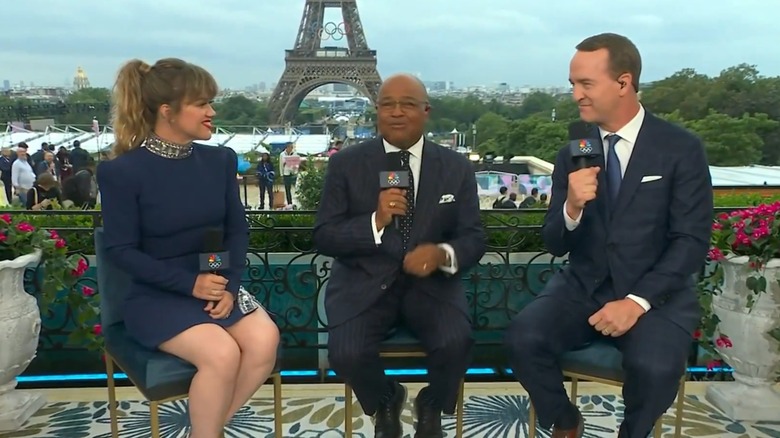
[606,134,622,206]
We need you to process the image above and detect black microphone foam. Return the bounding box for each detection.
[379,152,411,230]
[200,228,230,272]
[203,228,223,252]
[567,121,603,170]
[568,121,592,141]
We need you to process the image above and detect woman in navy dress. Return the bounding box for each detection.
[97,58,280,438]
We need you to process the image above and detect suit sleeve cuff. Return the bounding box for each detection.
[626,294,651,312]
[437,243,458,274]
[371,212,384,245]
[562,200,582,231]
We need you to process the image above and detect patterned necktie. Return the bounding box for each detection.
[606,134,622,206]
[399,150,415,251]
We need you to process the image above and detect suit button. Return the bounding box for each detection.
[380,284,387,290]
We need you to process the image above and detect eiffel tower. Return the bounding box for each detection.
[267,0,382,124]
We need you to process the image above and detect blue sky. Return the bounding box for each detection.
[1,0,777,89]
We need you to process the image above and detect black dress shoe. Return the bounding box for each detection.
[375,382,407,438]
[414,387,443,438]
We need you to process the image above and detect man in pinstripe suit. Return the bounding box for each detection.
[313,74,486,438]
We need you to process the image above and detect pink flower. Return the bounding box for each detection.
[82,286,95,297]
[0,214,11,224]
[0,233,6,242]
[706,359,722,371]
[693,329,702,340]
[715,335,733,348]
[49,230,59,239]
[712,222,723,231]
[708,248,725,261]
[54,238,66,249]
[93,324,102,336]
[733,231,751,246]
[16,222,34,233]
[71,258,88,277]
[751,226,770,239]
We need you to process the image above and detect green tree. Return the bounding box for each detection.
[687,110,777,166]
[474,112,508,145]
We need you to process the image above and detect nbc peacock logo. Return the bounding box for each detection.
[207,254,222,270]
[578,139,593,154]
[387,172,400,186]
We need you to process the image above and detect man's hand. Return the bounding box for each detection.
[403,243,446,277]
[375,188,408,230]
[566,167,600,217]
[588,298,646,337]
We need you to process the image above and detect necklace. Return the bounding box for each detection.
[142,134,193,159]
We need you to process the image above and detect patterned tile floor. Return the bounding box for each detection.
[1,383,778,437]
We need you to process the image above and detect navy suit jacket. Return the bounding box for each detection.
[543,112,713,334]
[313,137,486,327]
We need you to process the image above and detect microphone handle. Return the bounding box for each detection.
[393,215,400,230]
[573,157,589,170]
[210,269,221,304]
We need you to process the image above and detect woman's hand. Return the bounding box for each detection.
[204,293,235,319]
[192,273,228,301]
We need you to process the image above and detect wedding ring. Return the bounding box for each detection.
[602,329,610,335]
[389,201,396,208]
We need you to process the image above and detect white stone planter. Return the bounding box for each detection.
[0,250,46,431]
[705,255,780,421]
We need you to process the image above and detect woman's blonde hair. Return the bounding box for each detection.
[111,58,218,156]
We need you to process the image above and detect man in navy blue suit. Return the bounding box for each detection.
[313,74,486,438]
[505,33,713,438]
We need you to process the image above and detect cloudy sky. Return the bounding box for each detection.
[2,0,777,90]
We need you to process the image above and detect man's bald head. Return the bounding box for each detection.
[375,73,430,149]
[378,73,429,102]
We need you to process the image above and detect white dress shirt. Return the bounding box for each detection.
[562,105,652,312]
[370,136,458,274]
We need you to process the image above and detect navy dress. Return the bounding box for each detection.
[97,143,249,349]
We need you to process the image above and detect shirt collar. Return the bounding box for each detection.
[599,104,645,145]
[382,135,424,157]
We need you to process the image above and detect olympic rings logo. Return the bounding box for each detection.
[313,21,350,41]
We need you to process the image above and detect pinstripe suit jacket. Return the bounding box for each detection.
[313,137,486,327]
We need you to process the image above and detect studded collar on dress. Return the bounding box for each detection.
[141,134,193,159]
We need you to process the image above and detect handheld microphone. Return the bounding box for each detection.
[199,228,231,274]
[379,152,411,229]
[568,121,603,170]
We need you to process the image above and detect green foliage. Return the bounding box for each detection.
[698,201,780,369]
[714,191,780,207]
[0,212,99,350]
[296,162,327,210]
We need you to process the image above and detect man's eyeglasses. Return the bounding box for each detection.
[376,99,428,112]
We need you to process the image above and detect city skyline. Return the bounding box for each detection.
[2,0,779,89]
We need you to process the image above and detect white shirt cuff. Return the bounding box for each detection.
[626,294,651,312]
[562,200,582,231]
[371,212,384,245]
[437,243,458,274]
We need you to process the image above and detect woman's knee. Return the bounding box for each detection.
[232,312,281,366]
[160,324,242,377]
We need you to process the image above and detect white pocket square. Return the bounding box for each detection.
[640,175,662,183]
[439,194,455,204]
